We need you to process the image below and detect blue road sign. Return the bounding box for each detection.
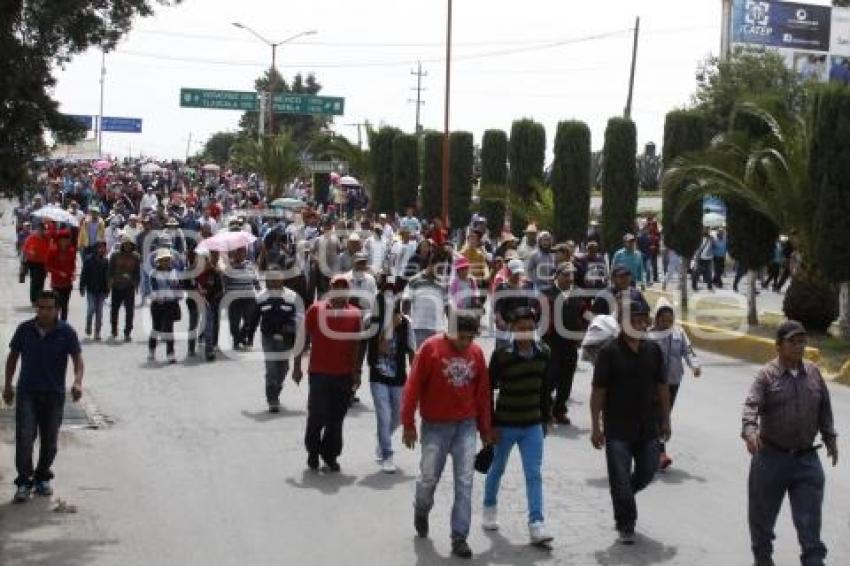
[64,114,94,130]
[100,117,143,133]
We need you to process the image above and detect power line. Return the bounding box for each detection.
[408,61,427,135]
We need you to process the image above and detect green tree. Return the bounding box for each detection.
[368,127,401,213]
[449,131,474,229]
[479,130,508,235]
[810,84,850,338]
[200,132,239,165]
[600,117,638,252]
[419,131,444,222]
[392,134,420,212]
[239,70,330,146]
[1,0,180,193]
[551,121,591,243]
[508,119,546,229]
[231,132,302,200]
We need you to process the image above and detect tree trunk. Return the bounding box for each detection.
[839,281,850,340]
[680,261,689,315]
[747,269,759,326]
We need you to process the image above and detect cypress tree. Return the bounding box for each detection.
[367,126,400,213]
[551,121,591,243]
[392,133,420,212]
[479,129,508,235]
[449,131,474,230]
[508,119,546,229]
[600,117,638,252]
[419,130,444,222]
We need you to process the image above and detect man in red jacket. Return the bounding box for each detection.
[46,231,77,321]
[22,224,50,307]
[401,313,493,560]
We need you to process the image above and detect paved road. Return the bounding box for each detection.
[1,212,848,566]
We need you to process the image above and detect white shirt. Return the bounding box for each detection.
[346,269,377,318]
[390,240,417,277]
[140,193,159,212]
[365,235,387,274]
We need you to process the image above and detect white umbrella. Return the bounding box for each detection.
[140,162,162,174]
[31,205,80,226]
[202,163,221,173]
[703,212,726,228]
[196,231,257,252]
[339,175,360,186]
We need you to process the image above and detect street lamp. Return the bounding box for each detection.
[232,23,318,136]
[442,0,453,228]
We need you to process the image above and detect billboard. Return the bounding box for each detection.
[732,0,832,52]
[100,116,142,133]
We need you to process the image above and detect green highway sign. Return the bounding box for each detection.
[180,88,344,116]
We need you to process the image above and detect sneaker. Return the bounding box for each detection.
[12,484,31,503]
[85,328,92,337]
[553,413,571,426]
[307,453,320,471]
[34,480,53,496]
[94,333,101,342]
[451,539,473,559]
[660,453,673,471]
[482,506,499,531]
[414,512,429,538]
[268,401,281,414]
[205,352,216,362]
[380,457,397,474]
[618,528,636,545]
[111,332,118,340]
[529,521,553,545]
[322,456,341,473]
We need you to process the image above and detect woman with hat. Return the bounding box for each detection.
[449,256,481,312]
[148,248,183,363]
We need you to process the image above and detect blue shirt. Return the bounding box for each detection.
[611,248,645,284]
[10,319,81,393]
[712,236,727,258]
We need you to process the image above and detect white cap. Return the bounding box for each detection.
[508,259,525,275]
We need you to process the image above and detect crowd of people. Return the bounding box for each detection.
[2,159,839,563]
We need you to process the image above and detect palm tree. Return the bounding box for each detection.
[308,132,371,183]
[232,132,303,200]
[478,181,555,235]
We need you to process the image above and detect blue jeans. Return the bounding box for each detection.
[262,335,291,403]
[370,382,402,460]
[484,424,545,524]
[204,302,220,355]
[85,292,107,334]
[605,437,660,530]
[748,447,827,566]
[15,390,65,487]
[414,418,477,541]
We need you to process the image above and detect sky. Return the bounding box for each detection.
[52,0,729,160]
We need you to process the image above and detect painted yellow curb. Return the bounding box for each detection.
[679,320,822,366]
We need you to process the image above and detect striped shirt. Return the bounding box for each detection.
[488,343,551,427]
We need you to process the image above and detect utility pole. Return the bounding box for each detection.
[721,0,733,61]
[185,132,193,163]
[624,16,640,120]
[409,61,427,135]
[97,50,106,158]
[442,0,453,227]
[269,44,277,136]
[345,121,370,148]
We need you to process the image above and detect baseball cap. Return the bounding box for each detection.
[354,251,369,262]
[612,265,631,277]
[623,233,636,242]
[507,259,525,275]
[776,320,807,344]
[554,262,576,276]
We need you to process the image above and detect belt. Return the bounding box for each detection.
[762,439,822,457]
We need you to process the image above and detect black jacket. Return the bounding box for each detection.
[80,255,110,294]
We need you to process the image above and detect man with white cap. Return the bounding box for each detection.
[611,233,646,290]
[492,259,537,351]
[526,231,556,292]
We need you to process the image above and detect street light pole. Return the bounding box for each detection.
[270,44,277,135]
[97,50,106,158]
[441,0,453,228]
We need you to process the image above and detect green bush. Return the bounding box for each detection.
[450,131,474,229]
[783,273,838,333]
[551,121,591,243]
[600,117,637,252]
[479,129,508,234]
[367,126,401,212]
[419,130,444,222]
[392,134,420,212]
[509,119,546,229]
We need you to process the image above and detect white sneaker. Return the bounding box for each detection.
[482,506,499,531]
[381,457,397,474]
[529,521,553,544]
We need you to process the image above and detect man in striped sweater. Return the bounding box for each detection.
[481,306,554,546]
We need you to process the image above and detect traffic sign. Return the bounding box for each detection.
[64,114,94,130]
[101,117,143,133]
[180,88,345,116]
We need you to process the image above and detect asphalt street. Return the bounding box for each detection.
[0,207,848,566]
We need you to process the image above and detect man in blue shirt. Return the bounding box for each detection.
[4,290,84,503]
[712,228,727,289]
[611,234,646,289]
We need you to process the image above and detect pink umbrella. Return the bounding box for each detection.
[196,231,257,252]
[330,172,341,185]
[93,160,111,172]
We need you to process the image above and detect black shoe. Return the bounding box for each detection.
[753,558,775,566]
[307,453,320,471]
[451,539,473,559]
[268,401,281,413]
[414,513,429,538]
[124,334,131,343]
[322,455,341,472]
[553,412,571,426]
[205,352,216,362]
[617,528,636,545]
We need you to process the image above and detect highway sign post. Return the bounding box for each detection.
[180,88,344,116]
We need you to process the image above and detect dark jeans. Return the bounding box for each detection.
[53,287,71,321]
[262,335,291,403]
[27,262,46,305]
[605,437,660,530]
[15,390,65,487]
[305,373,353,460]
[228,297,256,346]
[733,263,748,292]
[204,302,220,355]
[692,259,713,291]
[149,301,178,354]
[659,384,679,453]
[187,296,200,354]
[645,253,659,283]
[712,256,725,288]
[748,447,827,566]
[110,287,135,337]
[763,263,782,290]
[545,337,577,417]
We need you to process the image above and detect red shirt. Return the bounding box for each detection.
[305,301,363,376]
[22,234,49,264]
[207,203,223,220]
[46,246,77,289]
[401,334,491,435]
[430,227,448,247]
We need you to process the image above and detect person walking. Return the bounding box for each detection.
[45,230,76,321]
[195,249,224,362]
[246,266,303,413]
[296,275,363,472]
[712,228,727,289]
[21,223,50,307]
[401,313,493,560]
[525,231,556,292]
[4,291,84,503]
[611,234,646,290]
[223,247,260,350]
[77,208,105,262]
[404,255,448,349]
[482,307,554,546]
[742,320,838,566]
[108,235,141,342]
[148,249,183,363]
[492,259,537,351]
[692,227,715,292]
[79,240,110,340]
[590,298,671,544]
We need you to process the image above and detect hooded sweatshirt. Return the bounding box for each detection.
[649,298,700,386]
